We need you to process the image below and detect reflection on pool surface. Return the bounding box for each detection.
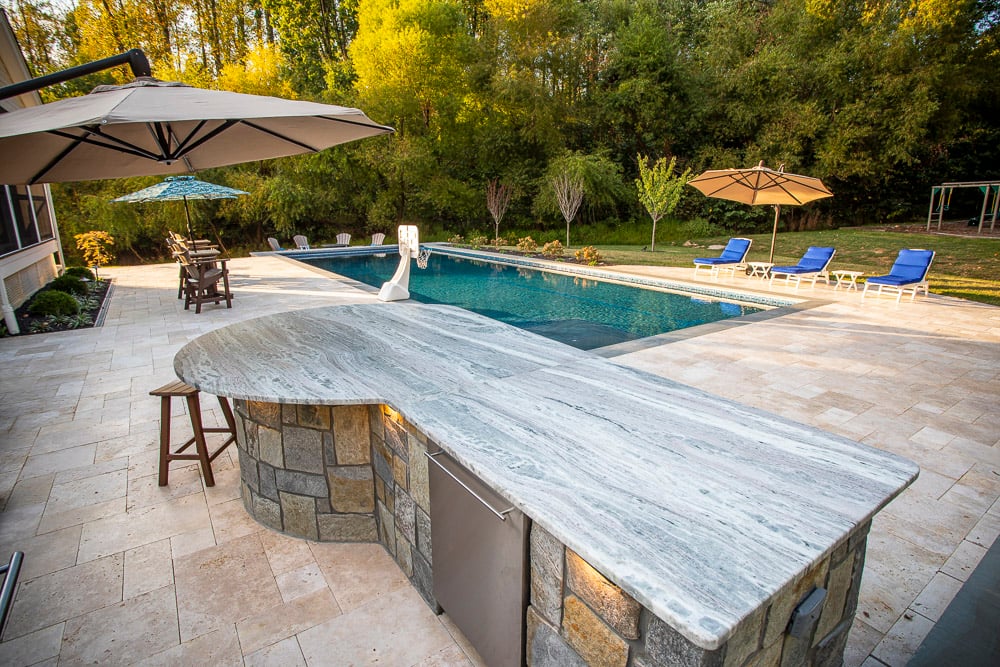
[301,251,766,350]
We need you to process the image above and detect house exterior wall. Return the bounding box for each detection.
[1,10,64,334]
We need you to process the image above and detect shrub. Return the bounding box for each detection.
[574,246,603,265]
[492,237,508,248]
[64,266,96,281]
[50,275,89,296]
[469,235,489,249]
[541,240,565,258]
[28,290,80,316]
[517,236,538,252]
[448,234,465,244]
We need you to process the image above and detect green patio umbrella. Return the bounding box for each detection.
[112,175,247,245]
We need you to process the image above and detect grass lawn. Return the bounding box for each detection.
[590,227,1000,306]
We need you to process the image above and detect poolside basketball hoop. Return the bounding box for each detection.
[416,248,431,269]
[378,225,420,301]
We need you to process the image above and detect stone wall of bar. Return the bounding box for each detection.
[526,521,871,667]
[233,397,870,667]
[232,399,437,608]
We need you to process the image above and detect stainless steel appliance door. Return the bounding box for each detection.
[427,448,529,667]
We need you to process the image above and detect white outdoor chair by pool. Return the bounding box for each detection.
[293,234,310,249]
[862,249,935,303]
[336,233,351,245]
[371,232,386,246]
[692,237,752,280]
[769,246,836,289]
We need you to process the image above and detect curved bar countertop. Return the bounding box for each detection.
[175,303,918,651]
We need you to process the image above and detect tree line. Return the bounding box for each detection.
[5,0,999,261]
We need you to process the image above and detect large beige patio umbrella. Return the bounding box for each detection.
[0,77,394,185]
[688,161,833,263]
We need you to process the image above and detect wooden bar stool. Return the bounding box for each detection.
[150,379,236,487]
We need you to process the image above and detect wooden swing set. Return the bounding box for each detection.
[926,180,1000,234]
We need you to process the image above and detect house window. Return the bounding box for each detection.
[31,185,54,241]
[11,185,40,247]
[0,187,17,255]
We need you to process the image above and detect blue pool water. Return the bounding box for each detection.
[302,251,765,350]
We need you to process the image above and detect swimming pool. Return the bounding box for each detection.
[299,249,768,350]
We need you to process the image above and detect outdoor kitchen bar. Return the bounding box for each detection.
[174,302,918,667]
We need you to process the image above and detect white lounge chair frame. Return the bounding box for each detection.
[861,249,935,303]
[293,234,309,250]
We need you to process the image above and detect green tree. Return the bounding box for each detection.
[635,154,690,250]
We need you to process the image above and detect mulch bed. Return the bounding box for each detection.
[4,278,113,337]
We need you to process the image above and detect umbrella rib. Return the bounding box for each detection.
[47,128,164,161]
[316,115,395,132]
[238,120,320,152]
[170,120,215,158]
[30,138,84,184]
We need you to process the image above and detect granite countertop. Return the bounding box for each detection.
[174,303,918,650]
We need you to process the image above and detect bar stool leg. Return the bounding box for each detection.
[158,396,172,487]
[218,395,236,434]
[185,393,217,487]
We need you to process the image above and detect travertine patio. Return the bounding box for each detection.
[0,254,997,666]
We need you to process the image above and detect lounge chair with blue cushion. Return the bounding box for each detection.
[692,237,752,280]
[769,246,836,289]
[862,249,935,302]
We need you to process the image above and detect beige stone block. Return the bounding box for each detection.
[11,524,82,583]
[3,553,124,640]
[297,404,332,431]
[764,557,830,647]
[870,612,935,667]
[745,638,783,667]
[530,524,565,626]
[249,401,281,428]
[279,491,318,541]
[318,513,378,542]
[565,549,640,640]
[393,453,409,490]
[561,594,628,667]
[210,496,262,545]
[408,436,430,512]
[327,465,375,513]
[245,637,307,667]
[173,533,282,642]
[334,405,371,465]
[124,538,173,599]
[136,626,243,667]
[723,603,766,667]
[259,528,316,576]
[817,549,856,641]
[0,623,63,667]
[282,426,324,474]
[311,542,408,613]
[236,587,341,655]
[396,527,414,577]
[258,426,283,468]
[275,562,327,603]
[61,585,178,666]
[296,585,453,666]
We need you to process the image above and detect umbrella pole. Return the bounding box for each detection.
[768,204,781,264]
[182,196,194,240]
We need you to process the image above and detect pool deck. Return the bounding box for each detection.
[1,255,998,666]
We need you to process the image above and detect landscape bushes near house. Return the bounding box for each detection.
[0,232,115,337]
[9,0,997,268]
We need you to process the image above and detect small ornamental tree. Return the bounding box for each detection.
[486,179,513,249]
[635,155,691,251]
[75,231,115,279]
[552,172,584,248]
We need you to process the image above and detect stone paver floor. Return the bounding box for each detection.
[1,255,998,666]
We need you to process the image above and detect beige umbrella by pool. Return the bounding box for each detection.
[688,161,833,263]
[0,77,393,185]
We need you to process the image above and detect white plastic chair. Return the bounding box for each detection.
[371,233,385,246]
[336,233,351,246]
[293,235,309,250]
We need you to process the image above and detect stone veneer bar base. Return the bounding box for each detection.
[527,521,870,667]
[234,397,868,667]
[234,399,437,608]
